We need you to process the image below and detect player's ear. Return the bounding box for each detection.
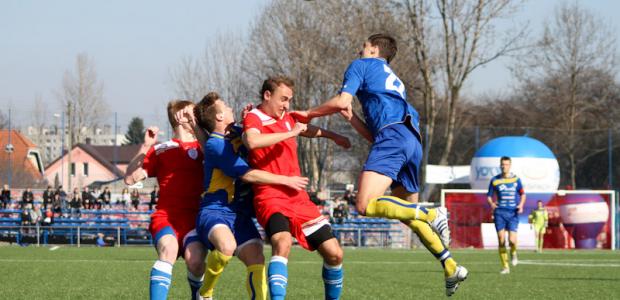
[263,90,271,102]
[216,112,225,122]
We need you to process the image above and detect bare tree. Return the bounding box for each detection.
[513,2,617,188]
[169,32,249,112]
[57,53,108,145]
[399,0,525,199]
[0,109,8,129]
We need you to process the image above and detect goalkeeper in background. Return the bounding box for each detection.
[529,200,548,253]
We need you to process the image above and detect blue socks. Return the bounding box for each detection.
[150,260,173,300]
[268,256,288,300]
[187,271,204,300]
[323,263,344,300]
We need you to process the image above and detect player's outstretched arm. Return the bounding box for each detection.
[124,126,158,185]
[174,104,208,150]
[290,93,354,123]
[300,125,351,149]
[242,122,307,150]
[240,169,309,190]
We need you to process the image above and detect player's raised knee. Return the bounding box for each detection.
[324,245,344,266]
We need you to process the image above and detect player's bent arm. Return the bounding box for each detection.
[347,112,373,143]
[487,196,497,210]
[124,144,150,185]
[518,193,526,212]
[240,169,309,191]
[242,128,299,150]
[294,93,354,123]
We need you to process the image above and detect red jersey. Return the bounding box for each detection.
[243,108,301,196]
[142,139,204,211]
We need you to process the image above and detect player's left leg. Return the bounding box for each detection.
[393,187,467,296]
[183,232,206,300]
[315,234,344,300]
[237,240,268,300]
[508,230,518,266]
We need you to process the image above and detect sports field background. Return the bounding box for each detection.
[0,246,618,299]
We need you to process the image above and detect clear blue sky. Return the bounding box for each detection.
[1,0,618,130]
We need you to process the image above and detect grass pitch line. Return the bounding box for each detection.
[519,260,620,268]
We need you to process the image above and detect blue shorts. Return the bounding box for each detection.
[196,207,261,252]
[364,123,422,193]
[494,209,519,232]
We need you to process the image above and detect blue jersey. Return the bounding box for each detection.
[201,126,254,215]
[487,174,525,210]
[340,58,420,139]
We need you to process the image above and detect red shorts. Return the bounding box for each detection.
[254,188,330,251]
[149,208,199,253]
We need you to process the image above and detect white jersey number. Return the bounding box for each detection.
[384,65,405,99]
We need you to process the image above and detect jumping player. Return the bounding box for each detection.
[291,33,467,296]
[487,156,526,274]
[529,200,549,253]
[242,76,350,300]
[189,92,310,300]
[124,100,206,300]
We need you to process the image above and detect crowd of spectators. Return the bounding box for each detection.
[0,184,161,227]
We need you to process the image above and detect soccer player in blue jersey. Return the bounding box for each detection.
[487,156,526,274]
[292,33,468,296]
[192,92,310,300]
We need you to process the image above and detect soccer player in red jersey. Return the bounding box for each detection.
[125,100,206,300]
[242,76,350,300]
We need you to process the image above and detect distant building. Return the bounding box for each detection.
[25,125,127,165]
[44,141,141,191]
[0,130,45,188]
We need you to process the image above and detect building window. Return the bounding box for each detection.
[83,162,89,176]
[70,163,76,176]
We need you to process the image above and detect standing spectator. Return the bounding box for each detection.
[99,186,111,209]
[21,188,34,208]
[56,185,68,215]
[82,187,95,209]
[20,205,31,234]
[52,193,62,216]
[42,186,53,210]
[130,189,140,210]
[118,188,130,208]
[149,186,159,211]
[70,192,82,218]
[1,184,11,209]
[332,198,349,224]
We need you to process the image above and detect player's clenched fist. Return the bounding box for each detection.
[292,122,307,135]
[144,126,159,147]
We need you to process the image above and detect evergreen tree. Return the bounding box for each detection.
[124,117,145,145]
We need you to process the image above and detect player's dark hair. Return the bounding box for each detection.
[368,33,397,64]
[194,92,221,133]
[500,156,511,163]
[167,100,194,128]
[260,76,295,101]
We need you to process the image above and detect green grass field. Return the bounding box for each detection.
[0,245,619,299]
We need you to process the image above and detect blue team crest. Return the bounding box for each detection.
[188,148,198,160]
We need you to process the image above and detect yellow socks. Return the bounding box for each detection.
[365,196,437,221]
[246,264,267,300]
[510,243,517,258]
[499,246,509,269]
[409,220,457,277]
[200,250,232,298]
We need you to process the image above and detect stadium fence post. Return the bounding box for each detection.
[116,227,121,247]
[36,225,40,247]
[77,226,80,248]
[357,229,361,247]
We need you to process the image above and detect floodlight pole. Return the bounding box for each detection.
[609,128,613,188]
[7,108,12,188]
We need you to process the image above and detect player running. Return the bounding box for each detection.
[291,33,467,296]
[124,100,206,300]
[242,76,350,300]
[189,92,310,300]
[529,200,548,253]
[487,156,526,274]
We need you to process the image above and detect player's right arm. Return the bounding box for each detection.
[124,126,158,185]
[291,60,364,123]
[242,113,307,150]
[240,170,309,191]
[486,180,497,210]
